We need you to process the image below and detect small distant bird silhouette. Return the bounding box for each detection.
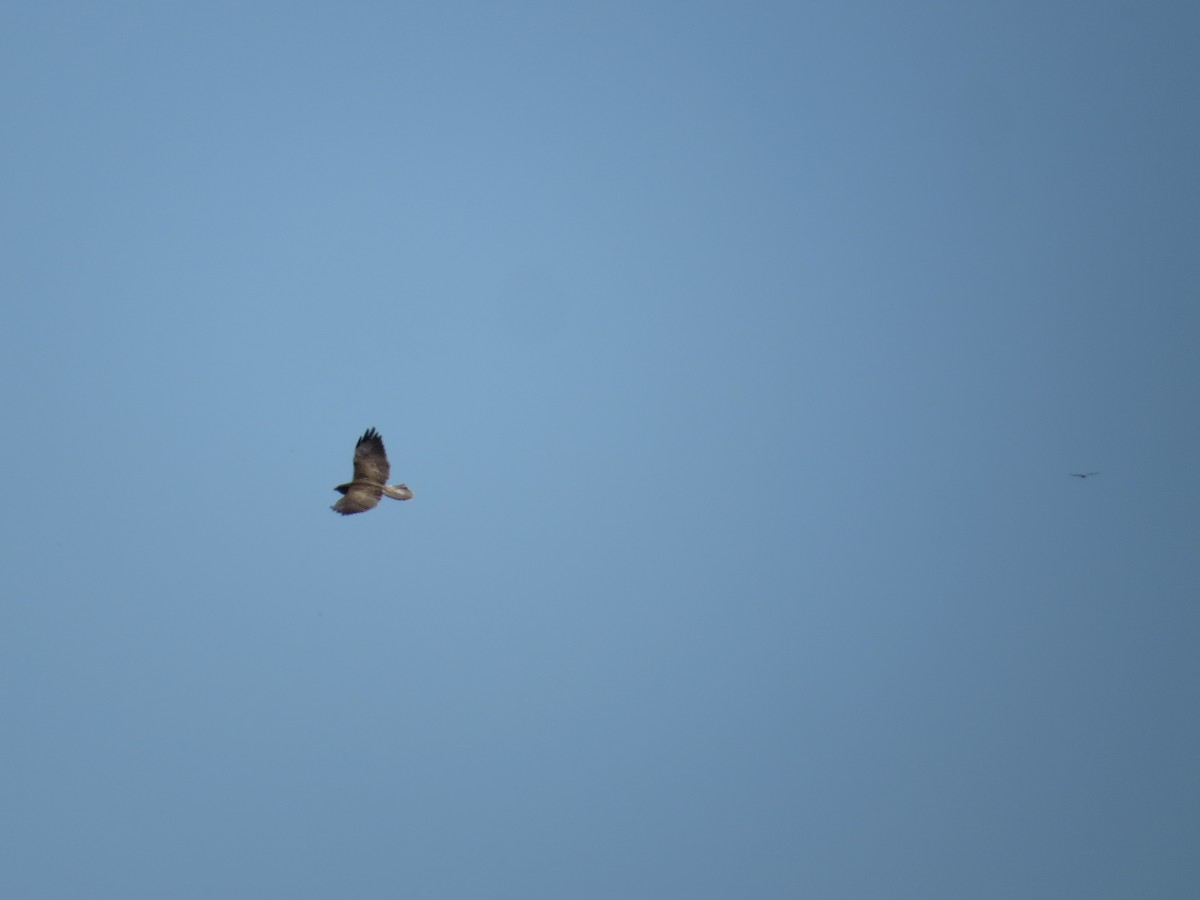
[1069,472,1100,479]
[331,428,413,515]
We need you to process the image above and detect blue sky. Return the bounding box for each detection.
[2,2,1198,897]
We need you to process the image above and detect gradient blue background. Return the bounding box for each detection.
[3,2,1198,897]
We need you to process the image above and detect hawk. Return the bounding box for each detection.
[1069,472,1100,479]
[331,428,413,515]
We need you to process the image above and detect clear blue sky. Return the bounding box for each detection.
[2,2,1198,897]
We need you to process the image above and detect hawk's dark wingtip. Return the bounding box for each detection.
[358,427,381,446]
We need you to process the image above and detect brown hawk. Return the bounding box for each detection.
[331,428,413,515]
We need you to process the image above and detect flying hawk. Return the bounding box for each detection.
[1069,472,1100,479]
[331,428,413,515]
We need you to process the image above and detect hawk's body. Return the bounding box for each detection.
[332,428,413,515]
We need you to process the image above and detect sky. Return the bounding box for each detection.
[2,2,1198,897]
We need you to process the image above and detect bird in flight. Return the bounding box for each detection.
[331,428,413,515]
[1069,472,1100,479]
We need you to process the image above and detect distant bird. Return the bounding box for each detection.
[1069,472,1100,479]
[331,428,413,515]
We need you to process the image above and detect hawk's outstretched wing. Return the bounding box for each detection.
[351,427,390,486]
[333,483,384,515]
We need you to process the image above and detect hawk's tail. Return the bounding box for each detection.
[382,484,413,501]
